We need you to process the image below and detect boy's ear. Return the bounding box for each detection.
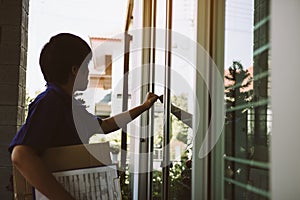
[71,66,79,76]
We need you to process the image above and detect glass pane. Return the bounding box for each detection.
[168,0,197,199]
[224,0,271,199]
[151,0,197,199]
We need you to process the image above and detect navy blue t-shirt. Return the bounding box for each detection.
[8,83,103,154]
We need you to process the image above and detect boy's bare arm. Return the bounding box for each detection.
[100,92,159,134]
[158,95,193,128]
[171,104,193,128]
[11,145,74,200]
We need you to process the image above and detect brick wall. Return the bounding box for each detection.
[0,0,28,199]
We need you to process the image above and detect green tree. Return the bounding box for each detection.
[25,95,34,119]
[224,61,253,156]
[74,92,89,108]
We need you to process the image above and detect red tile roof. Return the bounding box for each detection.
[89,37,122,42]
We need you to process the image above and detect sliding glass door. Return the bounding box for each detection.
[124,0,198,199]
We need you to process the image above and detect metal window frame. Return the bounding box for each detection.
[193,0,225,199]
[137,0,157,199]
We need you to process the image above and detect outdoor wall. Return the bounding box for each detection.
[0,0,29,198]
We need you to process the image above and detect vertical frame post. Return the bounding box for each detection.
[162,0,172,199]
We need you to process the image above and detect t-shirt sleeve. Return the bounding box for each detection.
[9,97,63,154]
[72,103,104,141]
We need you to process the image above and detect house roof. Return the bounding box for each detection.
[89,37,122,42]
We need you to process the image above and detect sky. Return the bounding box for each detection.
[225,0,254,69]
[26,0,254,97]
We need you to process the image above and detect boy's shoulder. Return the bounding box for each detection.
[31,88,69,109]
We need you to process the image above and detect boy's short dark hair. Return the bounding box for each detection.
[39,33,92,85]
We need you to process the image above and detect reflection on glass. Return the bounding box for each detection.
[164,0,196,198]
[152,94,193,200]
[169,95,193,200]
[224,0,271,199]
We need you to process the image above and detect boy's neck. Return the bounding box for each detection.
[58,81,74,97]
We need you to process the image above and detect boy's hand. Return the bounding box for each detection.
[143,92,159,109]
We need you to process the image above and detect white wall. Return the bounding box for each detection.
[271,0,300,199]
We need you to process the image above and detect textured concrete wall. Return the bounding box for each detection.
[0,0,28,198]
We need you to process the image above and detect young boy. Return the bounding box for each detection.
[9,33,159,199]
